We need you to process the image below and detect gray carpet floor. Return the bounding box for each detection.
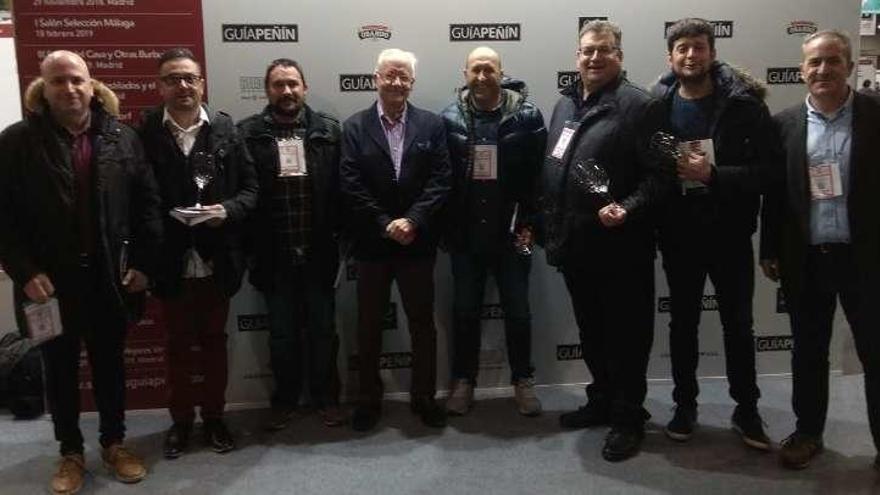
[0,374,878,494]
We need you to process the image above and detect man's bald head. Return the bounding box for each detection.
[464,46,504,109]
[39,50,94,129]
[466,46,501,70]
[40,50,90,79]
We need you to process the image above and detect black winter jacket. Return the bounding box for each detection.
[237,105,342,292]
[440,79,547,251]
[139,105,258,298]
[651,61,775,237]
[539,75,669,267]
[0,101,163,322]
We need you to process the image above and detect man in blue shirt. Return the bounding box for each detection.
[761,29,880,471]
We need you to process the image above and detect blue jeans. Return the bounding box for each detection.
[450,247,534,383]
[265,264,339,409]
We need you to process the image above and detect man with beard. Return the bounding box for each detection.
[650,18,774,449]
[441,47,546,416]
[761,30,880,471]
[541,21,668,461]
[0,50,161,493]
[341,48,451,431]
[238,59,344,431]
[139,48,257,458]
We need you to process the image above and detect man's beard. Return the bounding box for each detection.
[676,68,711,85]
[271,98,301,117]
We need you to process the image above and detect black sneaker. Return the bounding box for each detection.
[351,406,381,432]
[665,405,697,442]
[559,402,609,429]
[264,406,298,432]
[203,419,235,454]
[731,406,771,451]
[602,425,645,462]
[411,398,447,428]
[163,422,191,459]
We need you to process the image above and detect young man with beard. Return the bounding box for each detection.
[237,59,344,431]
[541,21,668,461]
[761,30,880,471]
[441,47,546,416]
[340,48,451,431]
[651,18,775,450]
[139,48,257,459]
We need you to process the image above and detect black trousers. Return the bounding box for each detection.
[561,254,655,427]
[785,244,880,449]
[356,256,438,409]
[37,266,128,455]
[659,231,760,409]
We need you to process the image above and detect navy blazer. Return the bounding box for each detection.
[340,102,451,260]
[760,91,880,295]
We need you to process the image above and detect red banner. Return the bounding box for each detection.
[12,0,207,411]
[12,0,205,124]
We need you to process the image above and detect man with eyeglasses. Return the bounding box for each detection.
[138,48,257,459]
[340,48,451,431]
[650,17,774,450]
[539,20,668,461]
[237,59,345,431]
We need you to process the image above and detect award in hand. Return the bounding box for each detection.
[191,151,215,208]
[570,159,614,205]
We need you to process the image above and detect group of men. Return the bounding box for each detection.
[0,16,877,494]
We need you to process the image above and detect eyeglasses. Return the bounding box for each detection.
[376,72,413,86]
[159,73,203,86]
[577,45,619,58]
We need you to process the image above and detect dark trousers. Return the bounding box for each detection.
[162,277,230,423]
[450,248,534,383]
[39,266,127,455]
[356,256,437,408]
[785,244,880,448]
[265,264,340,409]
[659,232,760,409]
[561,255,655,427]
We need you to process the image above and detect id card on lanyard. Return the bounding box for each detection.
[277,137,307,176]
[472,144,498,180]
[551,121,579,160]
[809,160,843,200]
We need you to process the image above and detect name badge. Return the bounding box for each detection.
[277,137,307,177]
[472,144,498,180]
[809,161,843,200]
[551,125,577,160]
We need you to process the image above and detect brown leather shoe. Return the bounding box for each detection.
[779,431,823,470]
[50,453,85,495]
[319,405,347,427]
[101,443,146,483]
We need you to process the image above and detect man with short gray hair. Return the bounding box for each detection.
[341,48,451,431]
[761,29,880,471]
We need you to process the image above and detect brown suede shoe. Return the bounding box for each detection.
[779,431,823,470]
[319,405,347,427]
[101,443,146,483]
[50,453,86,495]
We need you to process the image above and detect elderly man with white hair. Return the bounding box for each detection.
[0,50,162,493]
[340,48,451,431]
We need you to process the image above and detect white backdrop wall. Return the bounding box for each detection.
[196,0,860,405]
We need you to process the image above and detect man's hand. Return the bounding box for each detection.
[24,273,55,303]
[760,259,780,282]
[202,204,227,227]
[677,151,712,183]
[386,218,416,245]
[598,203,627,228]
[122,269,149,293]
